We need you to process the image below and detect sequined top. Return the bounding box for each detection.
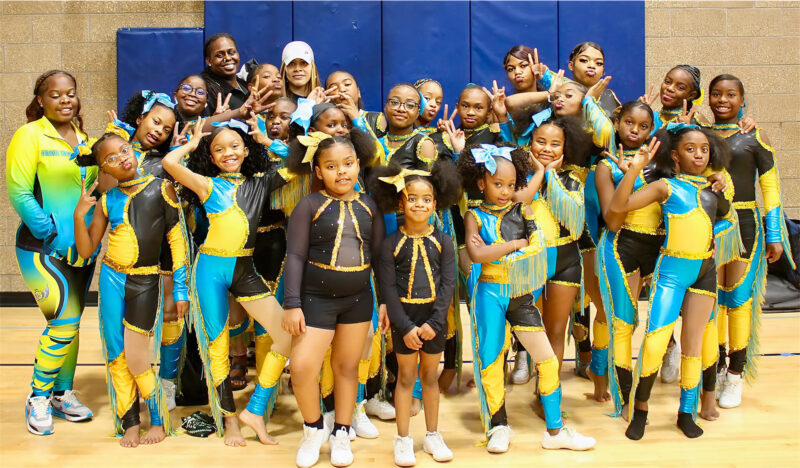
[600,155,664,234]
[379,225,455,336]
[199,171,289,257]
[284,191,385,309]
[101,173,189,301]
[377,129,436,170]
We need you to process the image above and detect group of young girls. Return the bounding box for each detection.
[7,33,793,468]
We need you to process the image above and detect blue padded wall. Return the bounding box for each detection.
[294,2,382,111]
[118,2,645,116]
[116,28,205,112]
[381,1,470,113]
[470,1,558,92]
[203,1,292,68]
[557,1,645,104]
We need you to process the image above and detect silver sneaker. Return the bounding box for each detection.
[51,390,93,421]
[26,393,54,435]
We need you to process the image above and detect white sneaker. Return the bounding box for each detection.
[661,341,681,383]
[296,424,328,468]
[351,401,379,439]
[51,390,93,421]
[715,369,728,400]
[25,393,54,435]
[718,372,743,408]
[541,426,596,451]
[162,378,177,411]
[510,350,531,385]
[323,411,355,441]
[423,431,453,462]
[394,435,416,466]
[365,395,396,420]
[329,428,354,467]
[486,425,513,453]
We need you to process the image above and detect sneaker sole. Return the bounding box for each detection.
[541,442,595,451]
[423,447,453,462]
[51,407,93,422]
[394,458,416,467]
[26,410,54,436]
[486,446,509,454]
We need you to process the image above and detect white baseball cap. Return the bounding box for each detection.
[282,41,314,66]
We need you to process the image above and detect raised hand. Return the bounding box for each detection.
[638,84,659,106]
[529,150,545,173]
[106,109,118,124]
[75,177,99,219]
[245,111,270,146]
[675,99,696,124]
[440,109,465,154]
[214,93,232,115]
[605,144,631,174]
[738,116,756,134]
[491,80,507,117]
[184,117,210,150]
[545,155,564,172]
[631,137,661,171]
[528,48,548,79]
[171,123,191,148]
[336,91,360,120]
[587,75,612,100]
[548,69,565,94]
[307,86,328,104]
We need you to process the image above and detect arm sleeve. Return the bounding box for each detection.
[379,237,416,337]
[539,68,556,90]
[582,96,615,148]
[5,126,56,241]
[284,196,313,309]
[268,140,290,160]
[498,119,514,143]
[753,129,785,244]
[162,181,190,303]
[426,233,456,335]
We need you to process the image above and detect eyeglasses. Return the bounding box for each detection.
[178,84,207,97]
[387,98,419,111]
[100,144,132,169]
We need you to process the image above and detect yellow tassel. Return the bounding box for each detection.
[271,172,312,216]
[715,208,744,266]
[545,172,584,238]
[502,240,548,298]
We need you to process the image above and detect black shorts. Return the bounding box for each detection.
[302,287,373,330]
[578,228,596,252]
[392,303,446,355]
[123,274,161,333]
[229,256,272,300]
[617,229,665,278]
[507,293,545,329]
[549,241,582,287]
[254,227,286,283]
[736,208,757,260]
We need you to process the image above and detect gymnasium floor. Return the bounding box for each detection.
[0,305,798,467]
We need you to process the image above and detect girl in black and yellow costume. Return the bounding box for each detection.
[376,84,437,174]
[609,125,740,440]
[594,101,660,416]
[73,133,188,447]
[457,142,596,453]
[413,78,444,136]
[282,135,385,468]
[163,119,293,447]
[8,70,103,435]
[707,74,794,409]
[369,160,461,465]
[513,117,592,382]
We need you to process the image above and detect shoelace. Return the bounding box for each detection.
[30,397,51,419]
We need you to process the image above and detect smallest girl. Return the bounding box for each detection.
[413,79,444,135]
[369,160,462,466]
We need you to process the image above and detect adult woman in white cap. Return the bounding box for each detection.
[280,41,322,103]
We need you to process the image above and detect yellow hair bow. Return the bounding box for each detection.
[378,168,431,193]
[297,131,333,166]
[692,88,704,108]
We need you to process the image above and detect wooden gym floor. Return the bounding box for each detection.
[0,304,798,467]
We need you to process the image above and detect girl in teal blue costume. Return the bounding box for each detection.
[609,124,740,440]
[163,119,293,447]
[457,143,595,454]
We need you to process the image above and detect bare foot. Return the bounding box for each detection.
[223,415,247,447]
[410,398,422,417]
[239,409,278,445]
[141,424,166,445]
[120,425,140,448]
[700,391,719,421]
[586,368,611,402]
[438,369,456,393]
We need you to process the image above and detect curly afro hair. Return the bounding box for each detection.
[181,126,268,207]
[286,126,376,175]
[456,142,532,194]
[368,159,462,214]
[533,115,593,167]
[651,126,729,179]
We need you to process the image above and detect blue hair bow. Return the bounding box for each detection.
[211,119,250,133]
[521,108,552,138]
[419,92,428,113]
[665,122,699,134]
[141,90,176,114]
[472,144,514,175]
[291,98,315,134]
